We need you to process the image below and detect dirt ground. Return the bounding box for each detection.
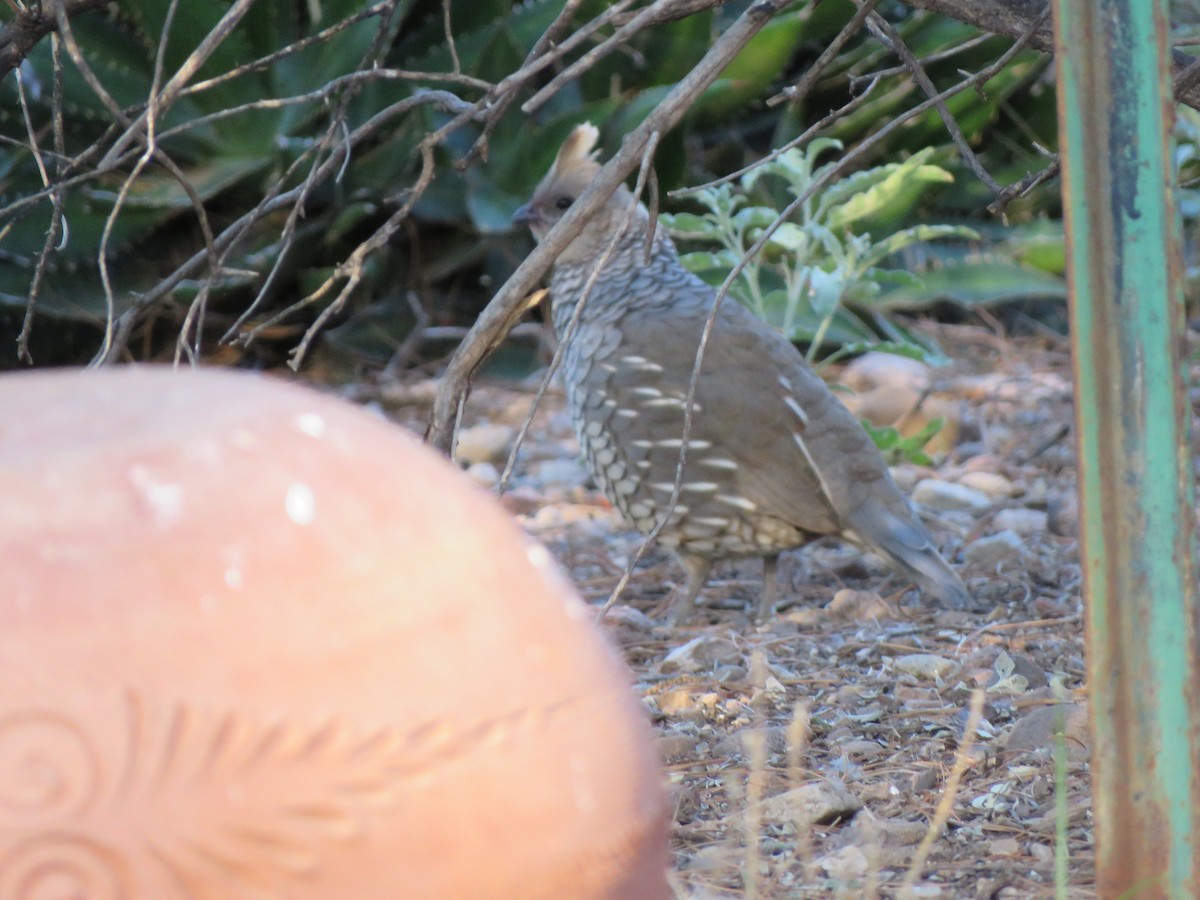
[362,321,1096,898]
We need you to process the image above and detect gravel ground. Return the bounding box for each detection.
[366,322,1098,898]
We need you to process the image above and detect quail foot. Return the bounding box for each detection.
[513,123,970,624]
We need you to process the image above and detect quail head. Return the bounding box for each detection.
[513,123,970,623]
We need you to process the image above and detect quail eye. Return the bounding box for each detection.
[555,196,574,210]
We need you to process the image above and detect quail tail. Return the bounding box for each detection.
[845,496,970,610]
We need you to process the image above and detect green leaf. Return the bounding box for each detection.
[732,206,779,231]
[662,211,721,238]
[826,160,955,230]
[873,260,1067,308]
[859,224,979,270]
[115,157,270,209]
[678,250,741,273]
[806,267,845,318]
[766,222,809,253]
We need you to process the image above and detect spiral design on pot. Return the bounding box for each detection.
[0,835,128,899]
[0,711,101,824]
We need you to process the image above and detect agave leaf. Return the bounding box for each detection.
[395,0,563,81]
[692,12,805,119]
[113,156,271,209]
[0,261,146,323]
[873,259,1067,309]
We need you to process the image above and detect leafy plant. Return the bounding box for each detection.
[865,416,944,466]
[662,139,978,362]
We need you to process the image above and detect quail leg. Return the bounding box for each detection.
[665,555,713,626]
[756,553,781,624]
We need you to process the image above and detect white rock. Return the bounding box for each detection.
[841,351,931,392]
[761,782,863,828]
[894,653,955,680]
[454,423,515,466]
[815,845,870,881]
[913,479,991,512]
[957,470,1016,498]
[965,529,1024,566]
[532,457,588,487]
[660,634,743,674]
[992,507,1048,535]
[465,461,500,488]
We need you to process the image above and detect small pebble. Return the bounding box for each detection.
[841,351,931,392]
[913,479,991,512]
[657,689,699,718]
[454,423,515,466]
[1047,491,1079,536]
[957,470,1016,498]
[657,732,698,759]
[761,782,863,828]
[1029,843,1055,864]
[993,507,1048,535]
[837,739,887,759]
[965,529,1024,566]
[894,653,955,680]
[660,634,743,674]
[1004,702,1090,761]
[465,461,500,488]
[815,845,870,881]
[532,457,588,488]
[827,588,889,620]
[989,838,1021,856]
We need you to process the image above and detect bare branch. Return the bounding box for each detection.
[860,1,1001,192]
[0,0,106,82]
[769,0,880,108]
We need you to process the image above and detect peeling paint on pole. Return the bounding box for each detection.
[1053,0,1199,895]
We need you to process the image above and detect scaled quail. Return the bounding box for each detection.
[513,124,970,623]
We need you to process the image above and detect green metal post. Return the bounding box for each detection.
[1053,0,1200,895]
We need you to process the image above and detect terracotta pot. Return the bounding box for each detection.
[0,366,669,899]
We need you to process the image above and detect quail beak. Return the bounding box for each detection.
[512,202,543,232]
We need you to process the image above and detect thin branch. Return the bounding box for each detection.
[463,0,598,164]
[177,2,397,98]
[768,0,880,107]
[441,0,460,74]
[97,0,258,169]
[523,0,702,115]
[16,33,66,364]
[848,30,994,87]
[92,89,476,365]
[0,0,107,82]
[677,8,1048,200]
[284,140,439,370]
[671,76,884,197]
[859,0,1000,192]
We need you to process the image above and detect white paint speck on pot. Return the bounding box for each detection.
[127,464,185,527]
[294,412,326,439]
[285,483,316,525]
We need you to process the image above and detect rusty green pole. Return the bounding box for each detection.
[1053,0,1200,895]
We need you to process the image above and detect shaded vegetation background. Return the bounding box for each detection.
[0,0,1090,378]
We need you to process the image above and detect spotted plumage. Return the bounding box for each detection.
[513,123,969,623]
